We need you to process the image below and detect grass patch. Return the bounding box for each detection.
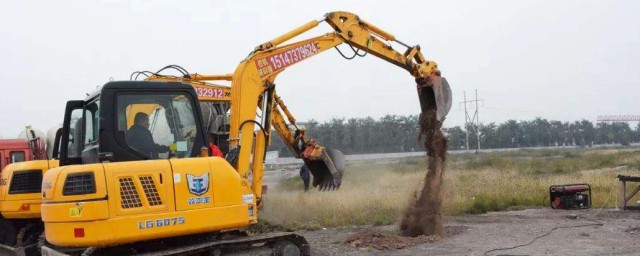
[260,147,640,229]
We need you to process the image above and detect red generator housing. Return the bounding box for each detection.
[550,183,591,210]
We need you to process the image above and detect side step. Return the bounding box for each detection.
[42,232,310,256]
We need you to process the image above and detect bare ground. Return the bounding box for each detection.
[296,208,640,255]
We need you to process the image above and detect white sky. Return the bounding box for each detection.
[1,0,639,137]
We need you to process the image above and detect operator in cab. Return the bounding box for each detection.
[126,112,170,159]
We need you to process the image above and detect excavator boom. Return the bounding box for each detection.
[229,11,451,196]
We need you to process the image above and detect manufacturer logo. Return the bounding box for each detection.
[188,196,211,205]
[186,173,209,196]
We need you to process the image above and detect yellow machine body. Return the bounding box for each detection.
[0,160,59,219]
[41,157,255,247]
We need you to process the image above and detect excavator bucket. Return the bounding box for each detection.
[304,148,346,191]
[417,74,452,121]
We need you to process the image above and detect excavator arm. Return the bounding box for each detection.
[228,11,451,201]
[142,11,451,204]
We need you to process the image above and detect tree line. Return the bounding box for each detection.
[268,115,640,156]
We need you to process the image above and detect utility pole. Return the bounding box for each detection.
[475,90,481,152]
[463,92,469,151]
[460,90,483,153]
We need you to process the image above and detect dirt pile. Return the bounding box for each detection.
[400,109,448,237]
[247,220,289,234]
[344,228,439,250]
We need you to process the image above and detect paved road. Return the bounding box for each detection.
[273,143,640,165]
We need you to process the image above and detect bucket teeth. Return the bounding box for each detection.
[304,148,345,191]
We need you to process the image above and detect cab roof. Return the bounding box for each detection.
[86,81,194,100]
[0,139,29,150]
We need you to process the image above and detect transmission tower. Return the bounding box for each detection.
[460,90,483,152]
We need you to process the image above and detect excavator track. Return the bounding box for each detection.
[42,232,310,256]
[0,222,43,256]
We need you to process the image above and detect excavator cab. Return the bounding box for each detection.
[58,81,208,166]
[41,81,311,255]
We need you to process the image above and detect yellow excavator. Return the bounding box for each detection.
[40,11,451,255]
[0,127,61,256]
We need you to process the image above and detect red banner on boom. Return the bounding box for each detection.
[255,42,319,77]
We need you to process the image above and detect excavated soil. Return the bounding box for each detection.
[400,110,448,237]
[344,228,440,250]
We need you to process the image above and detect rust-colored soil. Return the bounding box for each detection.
[344,228,440,250]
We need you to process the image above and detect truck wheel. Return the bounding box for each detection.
[0,217,17,246]
[274,241,301,256]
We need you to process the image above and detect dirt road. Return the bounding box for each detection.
[297,208,640,255]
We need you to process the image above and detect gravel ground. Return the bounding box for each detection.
[296,208,640,255]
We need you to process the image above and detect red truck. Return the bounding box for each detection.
[0,129,46,171]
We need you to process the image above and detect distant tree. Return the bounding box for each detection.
[443,126,465,150]
[267,116,640,156]
[549,121,568,146]
[596,123,615,145]
[479,123,498,149]
[612,122,633,146]
[497,120,522,148]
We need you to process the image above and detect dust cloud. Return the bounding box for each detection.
[400,109,448,237]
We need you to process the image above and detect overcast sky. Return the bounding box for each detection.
[1,0,639,138]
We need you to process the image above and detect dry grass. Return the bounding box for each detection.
[260,148,640,230]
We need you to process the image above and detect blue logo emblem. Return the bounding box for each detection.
[186,173,209,196]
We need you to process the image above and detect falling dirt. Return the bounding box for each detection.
[344,228,440,250]
[400,109,448,237]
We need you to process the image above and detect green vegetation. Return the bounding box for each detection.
[260,148,640,230]
[269,116,640,156]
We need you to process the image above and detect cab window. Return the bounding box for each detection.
[67,108,84,159]
[10,151,25,163]
[80,100,100,163]
[84,101,100,144]
[117,93,199,159]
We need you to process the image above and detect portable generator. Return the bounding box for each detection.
[550,183,591,210]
